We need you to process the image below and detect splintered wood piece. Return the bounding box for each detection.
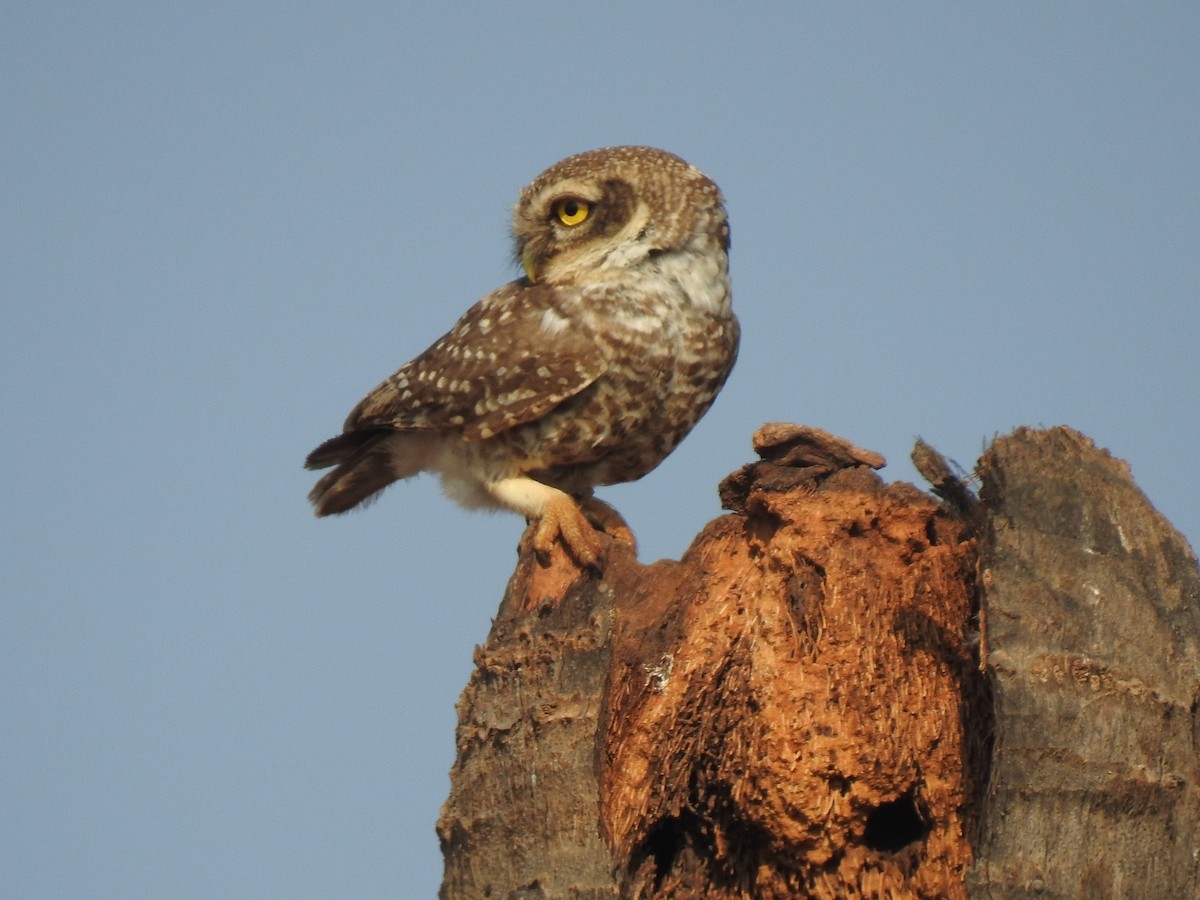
[753,422,887,471]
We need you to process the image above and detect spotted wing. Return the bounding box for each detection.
[346,281,607,441]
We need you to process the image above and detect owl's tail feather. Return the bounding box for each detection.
[305,430,402,517]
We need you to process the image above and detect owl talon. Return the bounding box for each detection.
[579,496,637,553]
[532,495,606,568]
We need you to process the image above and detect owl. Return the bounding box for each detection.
[305,146,737,565]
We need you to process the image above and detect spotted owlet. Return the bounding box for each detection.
[305,146,738,565]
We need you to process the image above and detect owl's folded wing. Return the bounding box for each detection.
[343,282,608,442]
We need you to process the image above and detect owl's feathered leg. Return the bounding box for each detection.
[487,477,605,567]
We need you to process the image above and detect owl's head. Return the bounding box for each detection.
[512,146,729,285]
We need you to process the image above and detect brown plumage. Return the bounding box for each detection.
[305,146,738,564]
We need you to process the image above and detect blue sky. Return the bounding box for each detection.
[4,4,1198,897]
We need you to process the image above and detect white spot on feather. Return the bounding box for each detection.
[539,307,570,335]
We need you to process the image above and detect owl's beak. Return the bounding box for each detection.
[521,249,538,283]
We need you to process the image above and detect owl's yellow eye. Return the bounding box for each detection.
[553,197,591,227]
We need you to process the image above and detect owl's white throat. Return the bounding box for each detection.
[644,238,730,317]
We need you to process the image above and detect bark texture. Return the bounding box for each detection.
[437,425,1200,899]
[968,427,1200,898]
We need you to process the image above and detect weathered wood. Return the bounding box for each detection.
[603,453,983,897]
[436,541,628,898]
[969,427,1200,898]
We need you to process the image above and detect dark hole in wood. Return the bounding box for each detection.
[640,815,687,888]
[863,788,929,853]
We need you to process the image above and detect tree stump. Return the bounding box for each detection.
[437,426,1200,898]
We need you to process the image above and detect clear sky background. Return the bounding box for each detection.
[4,4,1197,897]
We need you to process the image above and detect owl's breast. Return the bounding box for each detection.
[512,257,737,492]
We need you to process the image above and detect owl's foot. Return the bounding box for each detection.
[488,477,606,569]
[531,494,605,568]
[579,496,637,554]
